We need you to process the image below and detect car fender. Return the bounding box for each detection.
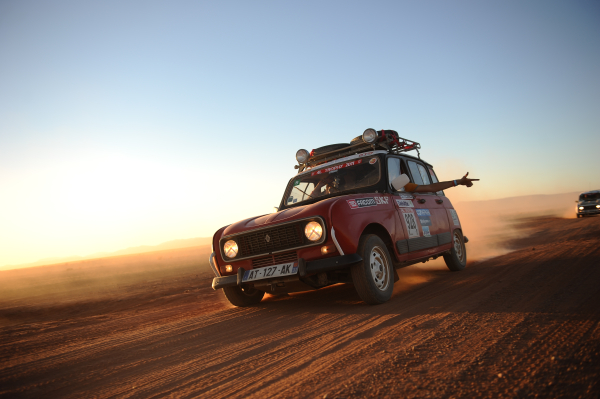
[329,194,398,255]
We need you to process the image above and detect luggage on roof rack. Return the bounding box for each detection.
[294,129,421,172]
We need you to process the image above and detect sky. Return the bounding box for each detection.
[1,0,599,268]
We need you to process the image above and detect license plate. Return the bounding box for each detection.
[242,261,299,282]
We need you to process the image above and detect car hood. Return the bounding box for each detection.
[221,197,342,238]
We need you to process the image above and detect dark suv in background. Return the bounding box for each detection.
[576,190,600,218]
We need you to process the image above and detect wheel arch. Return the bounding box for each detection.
[361,223,398,262]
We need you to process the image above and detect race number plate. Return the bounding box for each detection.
[242,261,299,282]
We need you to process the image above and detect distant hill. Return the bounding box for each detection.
[1,237,213,271]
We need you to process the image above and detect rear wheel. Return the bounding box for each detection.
[351,235,394,305]
[223,285,265,307]
[444,229,467,271]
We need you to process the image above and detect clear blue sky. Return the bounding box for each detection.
[1,0,599,267]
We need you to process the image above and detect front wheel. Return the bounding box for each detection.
[351,235,394,305]
[444,229,467,271]
[223,285,265,307]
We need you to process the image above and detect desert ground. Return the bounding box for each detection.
[1,214,599,398]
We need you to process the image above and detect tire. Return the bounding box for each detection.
[312,143,349,156]
[351,235,394,305]
[222,285,265,307]
[444,229,467,271]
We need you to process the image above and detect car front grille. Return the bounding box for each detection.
[582,205,598,211]
[238,224,303,258]
[252,252,298,268]
[221,217,326,261]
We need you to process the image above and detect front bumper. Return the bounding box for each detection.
[211,253,362,290]
[577,208,600,216]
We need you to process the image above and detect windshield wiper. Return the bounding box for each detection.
[293,186,314,199]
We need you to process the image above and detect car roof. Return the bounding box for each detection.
[580,190,600,195]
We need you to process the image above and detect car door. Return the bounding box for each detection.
[396,158,450,254]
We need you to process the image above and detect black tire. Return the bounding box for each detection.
[312,143,349,156]
[351,235,394,305]
[443,229,467,271]
[222,285,265,307]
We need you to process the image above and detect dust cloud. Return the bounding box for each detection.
[0,246,212,313]
[453,191,580,261]
[392,191,582,295]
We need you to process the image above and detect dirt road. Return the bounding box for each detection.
[1,217,599,398]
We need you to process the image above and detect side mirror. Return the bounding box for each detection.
[273,206,279,213]
[391,174,410,191]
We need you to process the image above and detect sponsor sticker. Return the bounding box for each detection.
[348,196,389,209]
[449,209,460,226]
[395,199,414,208]
[401,208,420,238]
[369,157,378,165]
[311,159,363,176]
[293,180,301,186]
[422,226,431,237]
[374,196,389,205]
[415,209,432,227]
[287,196,294,203]
[400,194,414,199]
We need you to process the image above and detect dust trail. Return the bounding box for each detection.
[452,191,580,262]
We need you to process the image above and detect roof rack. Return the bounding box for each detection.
[296,129,421,172]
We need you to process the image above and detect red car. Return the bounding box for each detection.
[210,129,468,306]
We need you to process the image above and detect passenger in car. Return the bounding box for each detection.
[403,172,479,193]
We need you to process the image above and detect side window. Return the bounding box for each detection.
[407,161,424,185]
[387,157,400,191]
[428,167,445,196]
[417,164,431,185]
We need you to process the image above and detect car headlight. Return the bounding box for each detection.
[223,240,238,258]
[305,221,323,241]
[579,206,584,210]
[596,205,600,209]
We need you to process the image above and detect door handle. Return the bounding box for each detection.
[435,199,444,204]
[417,199,426,204]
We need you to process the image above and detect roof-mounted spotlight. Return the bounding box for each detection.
[362,128,378,144]
[296,149,309,163]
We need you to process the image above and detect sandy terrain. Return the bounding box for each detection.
[1,216,599,398]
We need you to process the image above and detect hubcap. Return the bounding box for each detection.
[369,245,390,291]
[453,232,464,262]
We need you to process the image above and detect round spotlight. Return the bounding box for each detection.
[362,128,378,143]
[223,240,238,258]
[304,221,323,241]
[296,149,309,163]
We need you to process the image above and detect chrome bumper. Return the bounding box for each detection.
[211,253,362,290]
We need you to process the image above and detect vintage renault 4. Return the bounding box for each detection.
[209,129,469,306]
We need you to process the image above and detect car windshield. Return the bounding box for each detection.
[580,193,600,201]
[284,155,382,206]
